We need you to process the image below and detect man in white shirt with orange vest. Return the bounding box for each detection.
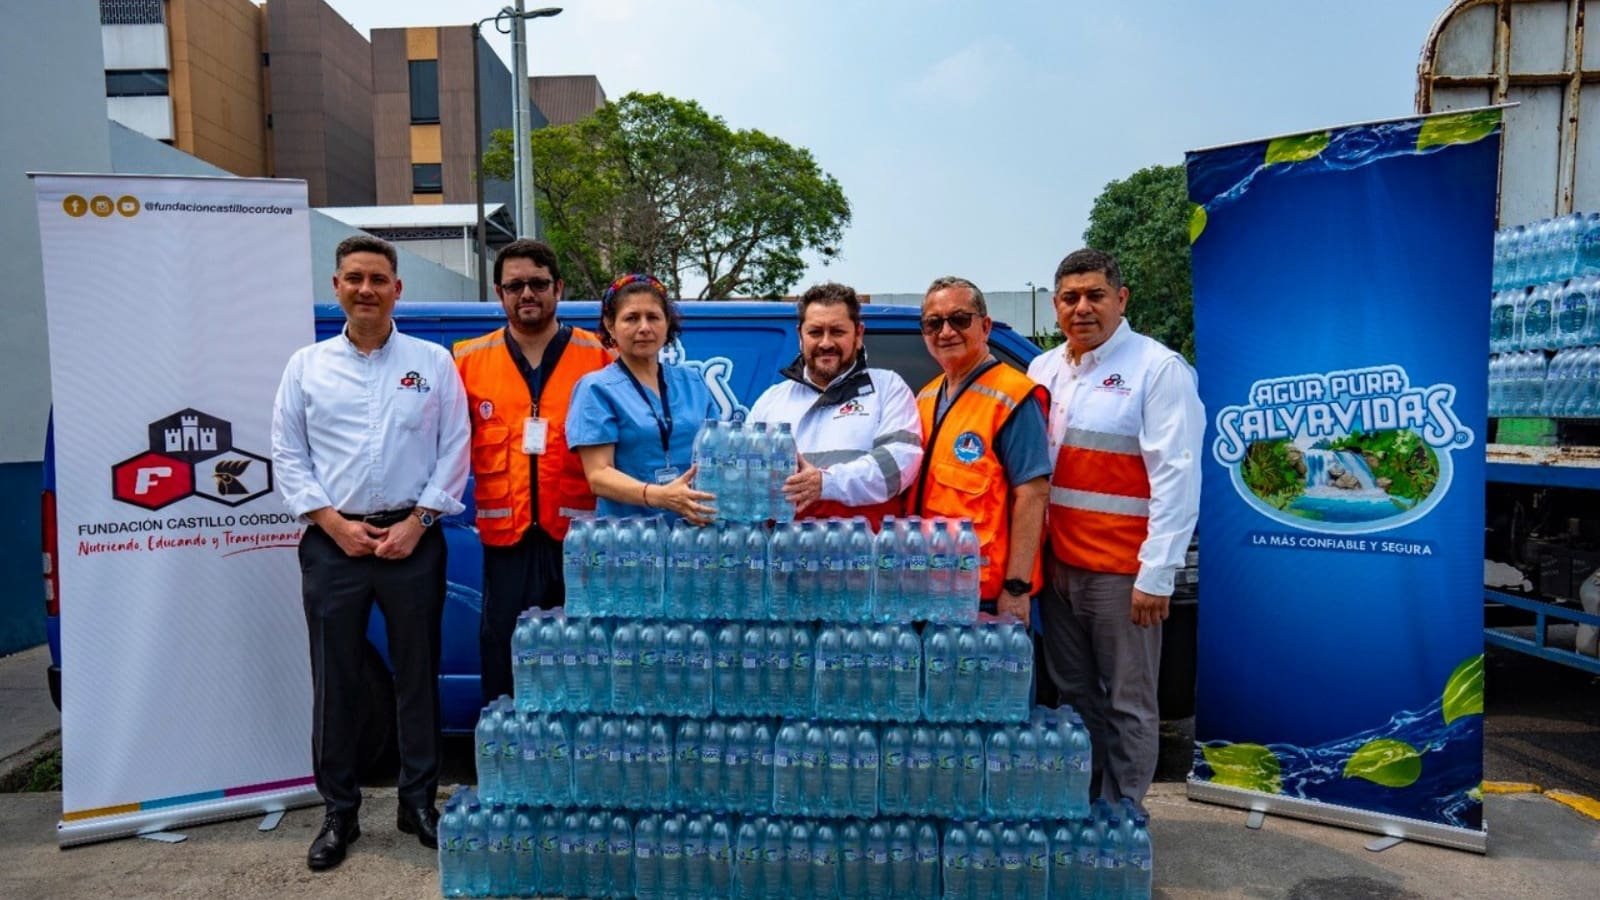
[1027,248,1203,811]
[747,282,922,526]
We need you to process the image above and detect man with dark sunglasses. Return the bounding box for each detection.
[453,239,612,703]
[905,276,1052,623]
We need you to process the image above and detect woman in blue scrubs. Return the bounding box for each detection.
[569,274,720,523]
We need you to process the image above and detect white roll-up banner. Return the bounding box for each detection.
[35,174,320,846]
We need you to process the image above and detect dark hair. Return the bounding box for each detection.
[597,274,682,348]
[923,275,988,317]
[335,235,397,273]
[1054,248,1123,291]
[494,238,561,286]
[796,282,862,327]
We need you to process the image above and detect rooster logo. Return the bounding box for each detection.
[212,458,251,495]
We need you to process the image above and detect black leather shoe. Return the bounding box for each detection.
[306,811,359,871]
[397,804,440,849]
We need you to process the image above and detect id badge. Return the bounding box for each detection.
[522,417,549,455]
[654,466,680,484]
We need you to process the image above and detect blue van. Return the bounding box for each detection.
[42,300,1041,758]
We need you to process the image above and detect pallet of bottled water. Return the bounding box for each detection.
[565,514,984,626]
[1488,213,1600,419]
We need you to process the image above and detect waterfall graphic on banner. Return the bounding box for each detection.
[1211,364,1472,533]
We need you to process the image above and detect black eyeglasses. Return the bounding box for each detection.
[500,276,555,295]
[920,310,979,334]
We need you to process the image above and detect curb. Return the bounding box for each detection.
[0,730,62,791]
[1481,780,1600,822]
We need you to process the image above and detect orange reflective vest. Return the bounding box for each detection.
[454,325,611,545]
[1043,333,1174,574]
[907,360,1048,601]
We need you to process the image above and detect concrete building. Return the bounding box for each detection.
[319,203,518,282]
[264,0,376,206]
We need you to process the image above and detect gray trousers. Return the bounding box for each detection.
[1038,556,1161,810]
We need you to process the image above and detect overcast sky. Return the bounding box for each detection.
[316,0,1447,294]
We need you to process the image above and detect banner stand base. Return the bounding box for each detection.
[1186,777,1487,854]
[58,785,321,848]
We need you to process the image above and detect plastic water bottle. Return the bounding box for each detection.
[846,517,876,618]
[684,817,709,900]
[644,718,672,802]
[790,625,815,717]
[924,626,953,721]
[692,524,721,620]
[759,821,787,900]
[534,617,564,711]
[740,626,766,716]
[1067,717,1093,819]
[639,516,666,617]
[512,614,536,709]
[718,523,743,618]
[1526,283,1556,350]
[700,720,727,811]
[852,725,880,818]
[463,800,489,897]
[714,623,742,716]
[932,727,958,816]
[736,820,763,900]
[1005,620,1035,722]
[841,625,868,718]
[536,811,562,897]
[724,720,751,813]
[740,523,769,619]
[723,421,750,522]
[563,518,591,613]
[879,725,909,815]
[512,807,537,896]
[674,720,703,810]
[485,803,513,896]
[887,822,914,900]
[1014,725,1040,818]
[943,825,970,900]
[907,725,935,816]
[822,518,850,619]
[802,725,828,816]
[637,623,664,714]
[955,520,981,618]
[986,727,1013,818]
[750,721,774,814]
[873,514,901,622]
[977,623,1005,718]
[815,625,842,716]
[786,822,814,900]
[1097,816,1126,900]
[475,703,503,801]
[661,624,688,716]
[439,794,468,897]
[747,421,771,522]
[954,628,981,720]
[768,523,798,620]
[840,822,866,900]
[499,710,525,805]
[773,723,802,814]
[688,625,713,716]
[972,826,999,900]
[763,625,791,718]
[588,519,615,615]
[928,518,956,620]
[694,418,725,507]
[770,422,798,523]
[546,716,572,807]
[1023,825,1049,900]
[812,823,840,898]
[710,819,734,900]
[585,621,610,714]
[560,620,587,711]
[902,517,929,620]
[608,814,634,899]
[634,814,662,900]
[611,621,639,713]
[957,725,986,819]
[667,520,695,618]
[864,625,891,717]
[614,517,642,615]
[822,725,851,816]
[998,825,1026,900]
[1040,724,1068,819]
[660,816,686,900]
[797,521,826,619]
[572,715,599,804]
[912,822,941,900]
[890,625,921,721]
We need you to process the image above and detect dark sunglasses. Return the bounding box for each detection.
[500,276,555,295]
[920,310,980,334]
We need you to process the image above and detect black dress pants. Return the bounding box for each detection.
[300,523,446,814]
[479,526,565,704]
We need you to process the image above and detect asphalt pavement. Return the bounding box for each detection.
[3,642,1598,898]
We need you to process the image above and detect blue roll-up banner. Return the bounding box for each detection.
[1185,109,1499,851]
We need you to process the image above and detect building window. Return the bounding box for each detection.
[100,0,164,25]
[412,164,443,194]
[409,60,440,124]
[106,69,170,98]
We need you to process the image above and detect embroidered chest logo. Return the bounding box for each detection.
[834,398,869,418]
[478,400,494,420]
[952,431,986,464]
[399,371,431,394]
[1097,372,1131,396]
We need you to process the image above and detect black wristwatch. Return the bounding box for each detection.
[1002,578,1031,596]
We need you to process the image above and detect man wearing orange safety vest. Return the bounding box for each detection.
[906,276,1052,623]
[1027,248,1203,811]
[455,240,611,703]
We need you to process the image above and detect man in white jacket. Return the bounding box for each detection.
[748,282,923,525]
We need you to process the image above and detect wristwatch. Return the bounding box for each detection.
[1002,578,1031,597]
[412,508,437,528]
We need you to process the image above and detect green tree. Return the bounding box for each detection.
[484,92,850,301]
[1081,164,1195,360]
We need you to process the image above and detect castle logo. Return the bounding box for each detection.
[113,408,273,510]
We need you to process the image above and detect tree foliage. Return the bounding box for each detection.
[484,92,851,300]
[1082,164,1195,360]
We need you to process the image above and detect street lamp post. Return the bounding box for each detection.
[472,5,562,300]
[1026,281,1049,341]
[511,4,562,240]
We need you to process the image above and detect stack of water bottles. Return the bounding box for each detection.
[1488,213,1600,418]
[447,504,1152,898]
[692,419,799,524]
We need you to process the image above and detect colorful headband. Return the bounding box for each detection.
[601,273,667,307]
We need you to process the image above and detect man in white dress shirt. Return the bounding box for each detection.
[271,235,470,870]
[1027,248,1203,811]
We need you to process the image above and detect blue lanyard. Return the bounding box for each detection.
[616,360,673,456]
